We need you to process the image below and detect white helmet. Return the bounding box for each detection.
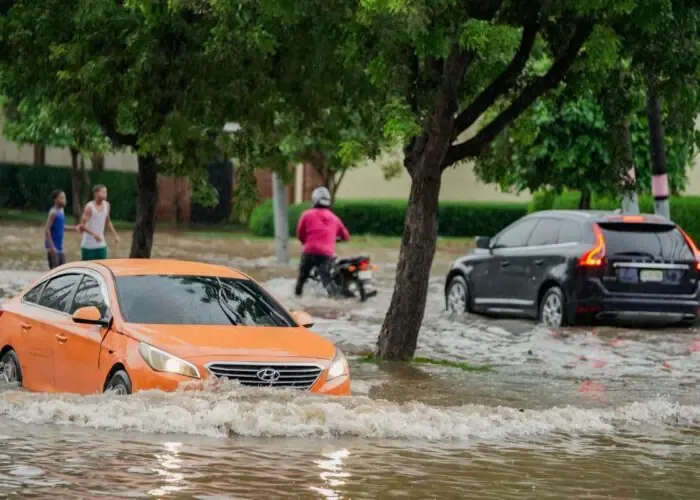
[311,186,331,208]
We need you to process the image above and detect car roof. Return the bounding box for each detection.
[530,210,674,225]
[90,259,250,279]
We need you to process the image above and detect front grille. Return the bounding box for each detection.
[206,363,323,391]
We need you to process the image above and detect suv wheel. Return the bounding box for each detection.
[446,276,469,313]
[540,287,567,328]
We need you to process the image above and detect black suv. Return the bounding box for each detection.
[444,210,700,327]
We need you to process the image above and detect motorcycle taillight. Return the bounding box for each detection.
[359,260,369,271]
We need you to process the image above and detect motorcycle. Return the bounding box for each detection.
[309,255,378,302]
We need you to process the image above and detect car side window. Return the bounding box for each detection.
[527,219,563,246]
[70,275,108,317]
[37,274,81,313]
[495,219,538,248]
[558,221,582,244]
[23,282,46,304]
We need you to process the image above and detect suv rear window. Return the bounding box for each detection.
[599,223,694,260]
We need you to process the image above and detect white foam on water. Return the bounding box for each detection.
[0,387,697,443]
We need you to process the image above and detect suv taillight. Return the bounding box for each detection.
[678,227,700,270]
[579,223,606,267]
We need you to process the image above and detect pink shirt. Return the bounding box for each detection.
[296,208,350,256]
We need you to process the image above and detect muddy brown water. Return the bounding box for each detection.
[1,224,700,498]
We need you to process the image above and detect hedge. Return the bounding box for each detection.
[249,199,529,238]
[0,163,138,221]
[529,190,700,242]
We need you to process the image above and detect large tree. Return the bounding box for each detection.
[344,1,636,360]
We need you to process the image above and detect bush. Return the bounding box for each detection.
[535,190,700,243]
[249,199,529,238]
[0,163,138,221]
[528,189,556,212]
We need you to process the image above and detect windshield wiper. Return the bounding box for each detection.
[214,277,241,325]
[611,251,658,260]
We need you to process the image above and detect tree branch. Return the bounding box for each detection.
[96,112,139,149]
[442,20,594,168]
[453,16,540,135]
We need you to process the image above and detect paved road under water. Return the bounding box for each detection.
[1,262,699,499]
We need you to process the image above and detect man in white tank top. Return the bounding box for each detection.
[79,184,120,260]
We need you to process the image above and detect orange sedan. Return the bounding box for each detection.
[0,260,350,396]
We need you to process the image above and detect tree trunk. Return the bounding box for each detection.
[69,148,82,222]
[578,190,591,210]
[130,154,158,258]
[646,85,670,218]
[91,153,105,171]
[33,145,45,165]
[80,153,90,208]
[376,170,442,360]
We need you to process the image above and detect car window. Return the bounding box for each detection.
[23,282,46,304]
[115,275,295,327]
[558,221,582,244]
[495,219,538,248]
[38,274,80,313]
[599,223,694,260]
[527,219,563,246]
[70,275,108,317]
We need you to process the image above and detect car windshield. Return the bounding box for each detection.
[115,275,295,326]
[599,223,694,260]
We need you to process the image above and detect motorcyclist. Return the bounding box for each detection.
[295,186,350,297]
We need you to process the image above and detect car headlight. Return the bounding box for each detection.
[327,349,349,380]
[138,343,200,379]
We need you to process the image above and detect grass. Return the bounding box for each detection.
[357,353,492,373]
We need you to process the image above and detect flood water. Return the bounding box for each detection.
[1,248,700,498]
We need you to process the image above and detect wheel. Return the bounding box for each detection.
[0,350,22,386]
[540,286,567,328]
[446,276,469,313]
[105,369,132,395]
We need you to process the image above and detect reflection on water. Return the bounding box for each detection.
[1,268,700,498]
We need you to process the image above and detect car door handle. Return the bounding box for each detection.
[20,322,32,330]
[534,259,544,266]
[500,260,510,268]
[56,334,68,343]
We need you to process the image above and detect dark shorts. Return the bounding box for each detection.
[81,247,108,261]
[47,251,66,270]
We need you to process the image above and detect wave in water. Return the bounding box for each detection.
[0,385,697,442]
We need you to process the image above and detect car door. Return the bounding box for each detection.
[479,218,538,312]
[28,273,82,392]
[522,218,565,309]
[54,273,111,394]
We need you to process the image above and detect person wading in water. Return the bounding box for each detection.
[78,184,120,260]
[44,189,66,269]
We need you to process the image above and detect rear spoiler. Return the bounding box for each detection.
[600,214,674,226]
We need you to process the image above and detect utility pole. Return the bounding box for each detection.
[271,171,290,263]
[646,87,670,219]
[621,167,640,214]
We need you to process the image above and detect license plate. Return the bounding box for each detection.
[357,270,372,280]
[639,269,664,282]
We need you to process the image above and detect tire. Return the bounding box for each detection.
[0,350,22,386]
[540,286,568,328]
[446,275,470,313]
[105,369,132,395]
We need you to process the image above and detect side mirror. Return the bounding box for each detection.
[291,310,314,328]
[475,236,491,250]
[72,306,108,326]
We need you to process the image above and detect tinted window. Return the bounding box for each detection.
[528,219,563,246]
[115,275,295,326]
[558,221,582,244]
[495,219,538,248]
[599,223,694,260]
[23,282,46,304]
[38,274,80,312]
[70,276,108,316]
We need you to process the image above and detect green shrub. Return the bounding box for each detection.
[537,190,700,243]
[249,199,529,238]
[0,163,137,221]
[528,189,557,213]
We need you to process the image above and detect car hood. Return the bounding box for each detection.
[121,323,337,360]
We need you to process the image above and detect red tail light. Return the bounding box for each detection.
[678,227,700,270]
[579,224,606,267]
[359,260,369,271]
